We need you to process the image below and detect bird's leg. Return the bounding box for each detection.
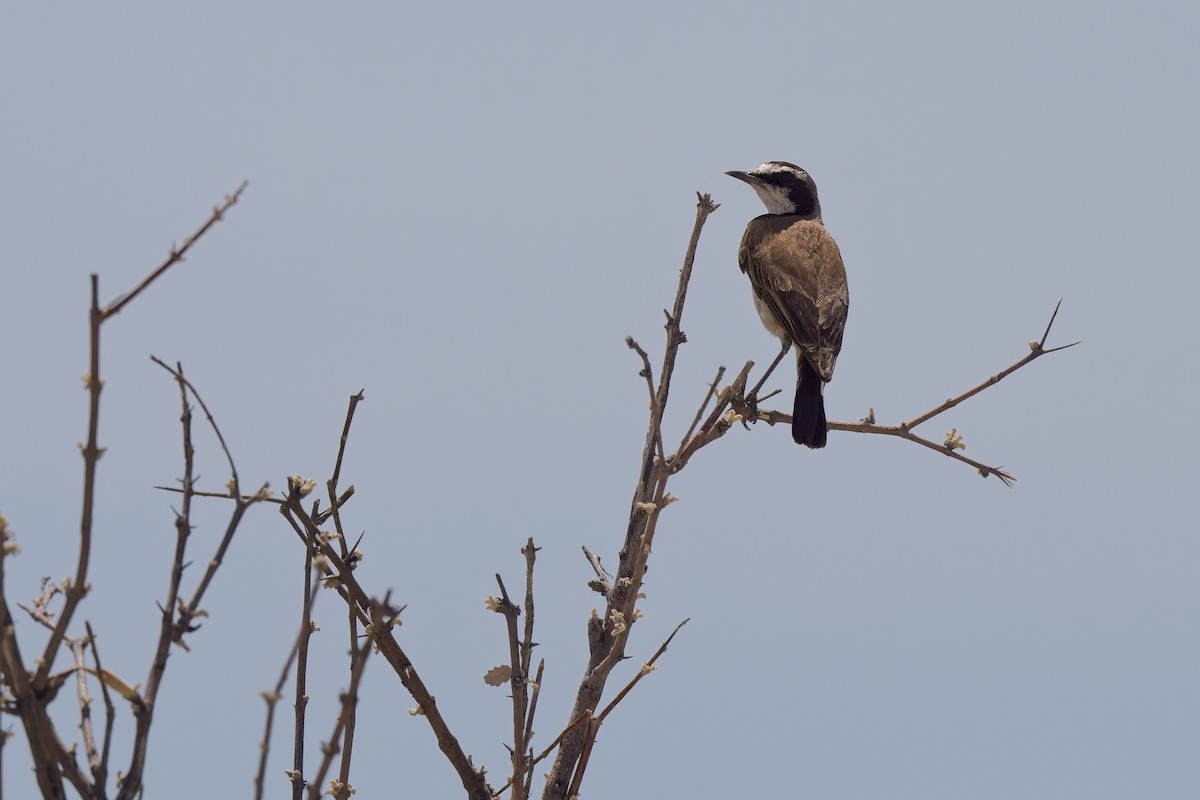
[746,339,793,402]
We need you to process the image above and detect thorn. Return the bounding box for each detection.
[1039,299,1063,348]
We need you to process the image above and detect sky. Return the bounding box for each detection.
[1,2,1197,798]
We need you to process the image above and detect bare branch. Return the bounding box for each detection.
[37,181,250,696]
[154,485,282,504]
[290,499,319,800]
[103,181,248,320]
[581,547,610,596]
[520,539,538,679]
[677,366,725,452]
[904,300,1078,430]
[494,712,590,799]
[562,619,689,797]
[70,637,99,777]
[492,573,529,800]
[521,658,545,798]
[643,194,721,490]
[16,577,61,631]
[744,339,792,404]
[564,716,600,800]
[256,581,320,800]
[32,276,101,694]
[112,361,197,800]
[307,603,372,800]
[281,492,494,800]
[334,620,372,800]
[84,621,115,792]
[826,301,1077,483]
[625,337,662,462]
[733,301,1078,485]
[330,391,364,494]
[516,538,542,798]
[149,358,267,643]
[150,355,240,487]
[596,619,687,723]
[326,392,365,561]
[276,508,371,629]
[0,529,74,799]
[545,194,719,800]
[829,419,1017,485]
[669,359,756,472]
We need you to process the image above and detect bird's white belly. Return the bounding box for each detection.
[753,292,789,341]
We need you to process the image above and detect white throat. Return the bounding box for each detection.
[751,182,798,215]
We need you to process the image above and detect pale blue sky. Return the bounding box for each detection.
[1,3,1197,798]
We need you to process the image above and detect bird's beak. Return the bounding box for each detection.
[725,170,758,184]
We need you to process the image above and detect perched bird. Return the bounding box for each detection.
[726,162,849,448]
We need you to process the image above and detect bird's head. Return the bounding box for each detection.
[725,161,822,219]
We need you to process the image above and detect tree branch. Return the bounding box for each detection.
[565,618,689,793]
[103,182,248,320]
[289,502,318,800]
[543,193,718,800]
[35,181,249,698]
[827,300,1076,484]
[491,574,528,800]
[685,300,1079,485]
[255,581,320,800]
[116,360,196,800]
[83,621,115,793]
[280,488,494,800]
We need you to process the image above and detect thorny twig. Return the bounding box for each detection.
[564,618,689,797]
[543,193,717,800]
[151,357,270,644]
[276,395,494,800]
[285,492,494,800]
[745,300,1080,485]
[0,182,247,800]
[289,495,319,800]
[35,182,248,699]
[115,360,199,800]
[255,580,320,800]
[485,539,543,800]
[306,603,374,800]
[492,574,529,800]
[84,622,115,792]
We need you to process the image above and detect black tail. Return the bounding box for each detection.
[792,358,827,448]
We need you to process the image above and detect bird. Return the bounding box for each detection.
[726,161,849,448]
